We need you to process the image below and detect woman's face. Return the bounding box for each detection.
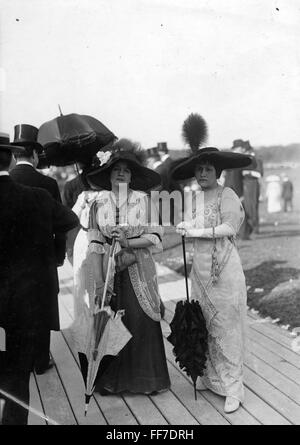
[194,162,218,190]
[110,161,132,188]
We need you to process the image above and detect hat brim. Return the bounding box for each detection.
[13,141,44,154]
[0,144,26,154]
[172,151,252,181]
[87,157,161,192]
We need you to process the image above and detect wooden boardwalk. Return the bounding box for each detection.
[24,262,300,425]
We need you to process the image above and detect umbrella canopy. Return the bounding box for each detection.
[38,113,116,166]
[72,239,132,416]
[167,236,208,399]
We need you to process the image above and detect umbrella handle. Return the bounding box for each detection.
[181,235,190,303]
[100,238,117,311]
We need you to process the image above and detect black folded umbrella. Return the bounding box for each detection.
[38,112,116,166]
[167,236,208,400]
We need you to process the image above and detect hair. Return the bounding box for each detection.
[0,150,12,170]
[195,158,222,179]
[14,144,35,160]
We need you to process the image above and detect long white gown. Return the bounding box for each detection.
[189,186,247,403]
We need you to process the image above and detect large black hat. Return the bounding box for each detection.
[13,124,43,153]
[87,140,161,191]
[172,147,252,181]
[0,132,25,153]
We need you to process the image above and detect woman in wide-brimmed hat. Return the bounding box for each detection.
[173,146,252,413]
[83,138,170,395]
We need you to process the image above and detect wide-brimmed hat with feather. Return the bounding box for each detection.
[87,138,161,191]
[172,113,252,180]
[172,146,252,181]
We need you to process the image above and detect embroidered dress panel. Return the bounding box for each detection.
[189,186,247,402]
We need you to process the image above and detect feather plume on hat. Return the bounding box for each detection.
[182,113,208,153]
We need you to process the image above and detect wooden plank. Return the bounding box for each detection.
[148,389,199,425]
[245,353,300,406]
[167,363,230,425]
[28,374,47,425]
[244,367,300,424]
[247,339,300,386]
[51,331,107,425]
[242,388,291,425]
[249,317,295,348]
[249,329,300,370]
[123,393,168,425]
[62,328,138,425]
[34,354,77,425]
[248,311,294,342]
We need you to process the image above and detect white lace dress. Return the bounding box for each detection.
[190,185,247,402]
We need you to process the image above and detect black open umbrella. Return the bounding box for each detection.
[167,236,208,400]
[38,110,116,166]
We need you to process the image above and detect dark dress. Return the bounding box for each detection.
[97,269,170,394]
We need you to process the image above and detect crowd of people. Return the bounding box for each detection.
[0,124,269,424]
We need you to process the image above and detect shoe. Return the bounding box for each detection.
[35,358,55,375]
[224,397,240,413]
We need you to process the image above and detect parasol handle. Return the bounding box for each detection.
[181,235,190,303]
[58,104,63,116]
[100,238,117,311]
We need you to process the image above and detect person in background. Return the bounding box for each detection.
[241,141,263,234]
[224,140,250,239]
[62,160,94,264]
[10,124,67,375]
[265,174,282,213]
[281,175,293,212]
[0,133,78,425]
[146,146,161,170]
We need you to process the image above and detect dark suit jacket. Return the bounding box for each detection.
[0,176,78,335]
[62,175,87,264]
[10,164,66,264]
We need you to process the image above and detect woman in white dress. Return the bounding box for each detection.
[265,174,282,213]
[173,147,251,414]
[72,188,101,319]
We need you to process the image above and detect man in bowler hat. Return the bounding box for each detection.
[0,133,78,424]
[10,124,67,374]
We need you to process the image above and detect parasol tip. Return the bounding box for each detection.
[58,104,63,116]
[194,382,197,401]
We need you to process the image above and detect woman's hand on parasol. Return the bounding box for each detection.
[95,282,115,306]
[111,227,129,247]
[176,222,205,238]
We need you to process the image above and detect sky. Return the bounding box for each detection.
[1,0,300,150]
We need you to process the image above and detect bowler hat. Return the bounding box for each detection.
[172,146,252,181]
[0,132,25,153]
[13,124,43,153]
